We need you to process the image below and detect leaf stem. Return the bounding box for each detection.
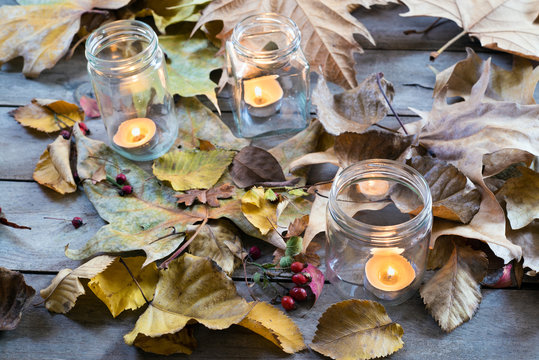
[403,17,443,35]
[159,217,208,269]
[430,30,467,61]
[119,257,150,306]
[375,72,408,135]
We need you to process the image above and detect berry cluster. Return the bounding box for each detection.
[108,173,132,196]
[281,262,311,311]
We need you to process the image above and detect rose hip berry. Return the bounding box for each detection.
[71,217,83,229]
[120,185,133,196]
[289,287,307,301]
[281,296,295,311]
[292,273,308,285]
[60,130,71,139]
[116,173,127,185]
[290,262,305,273]
[78,122,90,135]
[249,245,261,260]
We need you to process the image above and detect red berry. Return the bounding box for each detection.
[78,122,90,135]
[292,273,308,285]
[120,185,133,195]
[116,173,127,185]
[249,245,261,260]
[71,217,83,229]
[281,296,295,311]
[60,130,71,139]
[290,262,305,273]
[289,287,308,301]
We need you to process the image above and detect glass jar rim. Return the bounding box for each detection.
[85,19,158,74]
[328,159,433,245]
[231,13,301,61]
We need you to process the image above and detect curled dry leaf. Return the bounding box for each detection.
[0,0,130,77]
[497,167,539,230]
[0,267,35,330]
[79,95,100,118]
[420,242,488,332]
[241,187,278,236]
[433,48,539,105]
[11,98,84,133]
[304,264,324,303]
[88,257,159,318]
[40,255,115,314]
[33,135,77,195]
[0,208,31,230]
[239,302,306,354]
[153,149,235,191]
[311,299,404,360]
[132,327,197,356]
[313,74,394,135]
[124,254,251,346]
[187,220,242,275]
[506,221,539,272]
[285,215,309,238]
[230,146,287,188]
[400,0,539,61]
[289,148,340,174]
[136,0,211,34]
[176,183,236,207]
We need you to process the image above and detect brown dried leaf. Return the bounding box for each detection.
[230,146,286,188]
[507,221,539,272]
[131,327,197,356]
[11,99,84,133]
[497,167,539,230]
[175,183,236,207]
[286,215,309,238]
[0,208,31,230]
[0,267,35,330]
[33,135,77,194]
[420,243,488,332]
[313,74,394,135]
[311,299,404,360]
[289,148,340,174]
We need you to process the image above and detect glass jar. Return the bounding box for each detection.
[326,159,433,305]
[226,13,310,138]
[86,20,178,161]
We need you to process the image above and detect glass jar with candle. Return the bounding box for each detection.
[326,159,433,306]
[226,13,310,138]
[86,20,178,161]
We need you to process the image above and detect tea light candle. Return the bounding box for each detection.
[113,118,156,148]
[358,179,390,197]
[244,75,283,117]
[365,249,415,292]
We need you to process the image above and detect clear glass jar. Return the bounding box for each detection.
[326,159,433,305]
[226,13,310,138]
[86,20,178,161]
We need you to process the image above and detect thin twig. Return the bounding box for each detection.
[159,217,208,269]
[243,258,258,301]
[373,123,399,133]
[376,72,408,135]
[119,257,150,305]
[149,226,185,244]
[403,17,443,35]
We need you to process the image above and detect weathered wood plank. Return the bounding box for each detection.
[0,274,537,360]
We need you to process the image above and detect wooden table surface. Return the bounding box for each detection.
[0,2,538,359]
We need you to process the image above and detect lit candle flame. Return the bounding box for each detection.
[254,86,263,105]
[386,266,396,279]
[131,127,141,137]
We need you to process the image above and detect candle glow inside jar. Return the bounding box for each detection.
[325,159,432,305]
[243,75,283,117]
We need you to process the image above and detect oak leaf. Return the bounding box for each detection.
[175,183,236,207]
[497,167,539,230]
[0,0,131,77]
[33,135,77,194]
[311,299,404,360]
[313,74,394,135]
[230,146,288,188]
[241,187,278,236]
[11,98,84,133]
[152,149,235,191]
[88,257,159,318]
[124,254,251,346]
[194,0,399,89]
[0,267,35,330]
[239,302,306,354]
[39,255,115,314]
[400,0,539,61]
[420,242,488,332]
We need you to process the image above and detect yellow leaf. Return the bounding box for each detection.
[0,0,130,78]
[131,328,197,355]
[33,135,76,194]
[88,257,159,318]
[124,254,251,347]
[11,99,84,133]
[239,302,305,354]
[241,187,278,235]
[40,256,116,314]
[152,149,235,191]
[311,299,404,360]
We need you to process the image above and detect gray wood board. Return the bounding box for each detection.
[0,274,537,360]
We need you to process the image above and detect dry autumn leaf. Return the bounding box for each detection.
[175,183,236,207]
[241,187,278,236]
[136,0,210,34]
[88,257,159,318]
[400,0,539,61]
[194,0,398,89]
[132,327,198,356]
[311,299,404,360]
[152,149,235,191]
[40,255,115,314]
[230,146,288,188]
[0,0,131,77]
[507,221,539,272]
[313,73,394,135]
[79,95,100,118]
[0,267,35,330]
[239,302,306,354]
[124,254,251,349]
[497,167,539,230]
[0,208,31,230]
[420,242,488,332]
[33,135,77,195]
[11,99,84,133]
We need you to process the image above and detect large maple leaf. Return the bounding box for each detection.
[194,0,398,89]
[400,0,539,60]
[0,0,130,77]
